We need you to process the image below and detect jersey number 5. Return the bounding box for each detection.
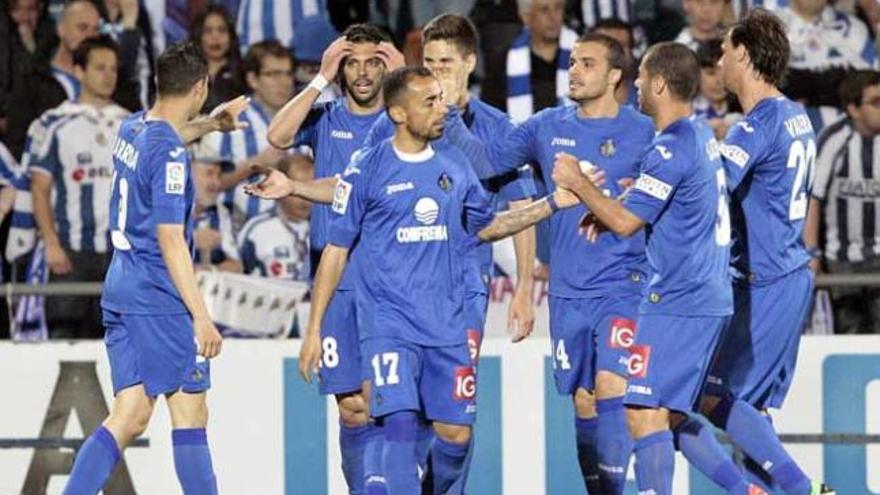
[110,172,132,250]
[787,139,816,220]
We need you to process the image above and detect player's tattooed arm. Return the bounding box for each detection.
[553,152,644,238]
[244,164,338,203]
[300,244,350,382]
[179,95,250,144]
[478,190,575,242]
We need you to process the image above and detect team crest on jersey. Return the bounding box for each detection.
[165,161,185,194]
[438,172,453,192]
[600,138,616,157]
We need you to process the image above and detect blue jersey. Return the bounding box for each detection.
[294,98,384,287]
[102,113,195,315]
[720,96,815,284]
[364,98,535,294]
[495,105,655,298]
[624,116,732,316]
[327,140,495,346]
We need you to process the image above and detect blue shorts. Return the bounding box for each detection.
[706,267,813,409]
[549,294,640,394]
[363,338,476,425]
[465,292,488,364]
[318,289,362,395]
[624,314,727,413]
[103,310,211,397]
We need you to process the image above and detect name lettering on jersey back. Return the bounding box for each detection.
[112,136,139,169]
[551,137,576,147]
[784,114,813,138]
[634,173,672,201]
[331,130,354,140]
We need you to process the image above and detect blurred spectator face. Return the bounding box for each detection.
[9,0,41,32]
[247,55,294,110]
[568,41,619,103]
[193,161,222,208]
[57,1,100,53]
[342,42,385,107]
[850,84,880,133]
[522,0,564,43]
[791,0,828,17]
[75,46,118,100]
[279,156,314,221]
[700,65,726,104]
[683,0,726,34]
[423,40,476,98]
[200,12,232,63]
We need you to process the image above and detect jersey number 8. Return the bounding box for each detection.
[787,139,816,221]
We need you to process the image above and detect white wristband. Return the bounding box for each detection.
[308,74,329,93]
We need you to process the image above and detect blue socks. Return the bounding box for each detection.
[711,397,811,495]
[340,423,371,494]
[633,430,675,495]
[364,412,420,495]
[596,397,633,494]
[172,428,218,495]
[431,436,470,494]
[363,425,387,495]
[448,436,475,495]
[575,417,603,494]
[674,416,751,495]
[416,419,435,481]
[63,426,121,495]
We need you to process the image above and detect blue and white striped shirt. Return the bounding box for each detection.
[236,0,329,50]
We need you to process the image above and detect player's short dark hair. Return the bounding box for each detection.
[73,34,118,69]
[156,41,209,96]
[342,23,392,45]
[244,40,292,76]
[696,39,723,69]
[591,18,633,46]
[422,14,478,56]
[576,32,631,87]
[383,66,434,108]
[643,42,701,101]
[728,9,789,87]
[840,70,880,108]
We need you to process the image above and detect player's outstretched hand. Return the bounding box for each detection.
[46,242,73,275]
[299,332,322,383]
[508,285,535,343]
[195,317,223,358]
[244,164,296,199]
[319,37,354,81]
[209,95,250,133]
[377,41,405,72]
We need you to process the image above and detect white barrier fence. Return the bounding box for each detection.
[1,335,879,495]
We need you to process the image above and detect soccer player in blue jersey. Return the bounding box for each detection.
[552,42,764,495]
[250,65,573,495]
[487,32,655,494]
[265,24,404,495]
[62,42,248,495]
[676,11,835,495]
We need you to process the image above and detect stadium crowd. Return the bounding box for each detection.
[1,0,880,338]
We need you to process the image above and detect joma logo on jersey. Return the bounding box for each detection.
[551,137,576,147]
[386,182,414,195]
[627,344,651,378]
[331,130,354,140]
[609,318,636,349]
[454,366,476,400]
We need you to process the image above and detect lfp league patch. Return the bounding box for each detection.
[165,161,185,194]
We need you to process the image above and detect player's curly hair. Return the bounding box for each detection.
[342,23,392,45]
[728,9,790,88]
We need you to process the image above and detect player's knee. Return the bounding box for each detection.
[594,371,627,399]
[337,393,369,428]
[111,406,152,442]
[433,423,471,445]
[573,387,597,418]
